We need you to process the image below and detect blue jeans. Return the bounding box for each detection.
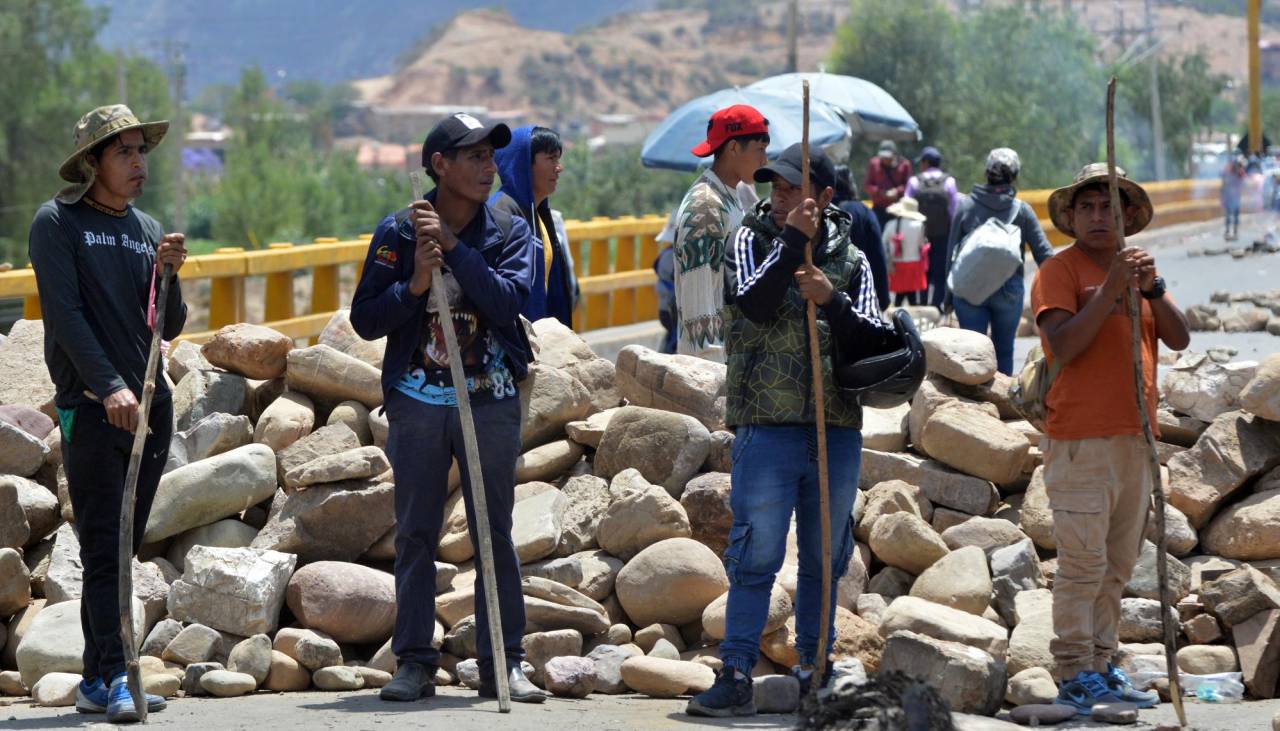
[954,274,1025,376]
[719,424,861,675]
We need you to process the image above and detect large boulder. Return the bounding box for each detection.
[554,475,611,557]
[166,546,296,637]
[594,406,712,498]
[615,538,728,628]
[253,390,315,453]
[0,320,56,416]
[0,421,48,477]
[880,629,1005,715]
[326,400,373,446]
[1240,354,1280,421]
[596,472,691,561]
[859,449,999,516]
[703,584,792,640]
[518,362,593,449]
[16,597,144,687]
[1166,411,1280,528]
[619,656,714,698]
[680,472,733,556]
[521,629,582,685]
[1202,489,1280,560]
[285,344,382,408]
[144,443,277,543]
[511,488,566,564]
[166,519,259,572]
[1199,566,1280,628]
[918,404,1030,487]
[862,403,910,452]
[920,327,998,386]
[286,561,396,644]
[0,548,32,617]
[615,345,726,431]
[908,545,992,616]
[869,512,949,575]
[0,480,29,550]
[1019,467,1055,550]
[276,422,361,485]
[1161,352,1258,422]
[0,404,54,440]
[1124,540,1191,601]
[318,309,385,368]
[855,480,932,543]
[201,323,293,380]
[172,368,247,430]
[43,523,81,604]
[530,318,619,412]
[166,412,253,472]
[514,439,584,484]
[6,475,59,546]
[1145,502,1198,557]
[879,596,1009,662]
[989,539,1044,627]
[283,445,390,490]
[941,517,1028,552]
[251,479,394,562]
[1006,589,1055,677]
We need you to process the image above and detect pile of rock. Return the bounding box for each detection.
[2,313,1280,722]
[1185,289,1280,335]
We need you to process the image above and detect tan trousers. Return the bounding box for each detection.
[1044,435,1154,682]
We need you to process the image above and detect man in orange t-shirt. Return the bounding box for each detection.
[1030,163,1190,716]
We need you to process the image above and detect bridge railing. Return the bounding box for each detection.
[0,178,1225,342]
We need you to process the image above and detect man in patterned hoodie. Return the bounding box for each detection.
[687,144,899,717]
[673,105,769,361]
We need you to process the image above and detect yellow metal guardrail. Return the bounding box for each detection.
[0,178,1225,343]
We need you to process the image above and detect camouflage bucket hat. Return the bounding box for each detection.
[1048,162,1153,239]
[56,104,169,204]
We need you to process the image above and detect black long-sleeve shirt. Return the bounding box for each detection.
[28,198,186,409]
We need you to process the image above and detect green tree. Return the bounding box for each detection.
[0,0,173,264]
[552,143,695,222]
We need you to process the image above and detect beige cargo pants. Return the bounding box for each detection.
[1044,434,1154,682]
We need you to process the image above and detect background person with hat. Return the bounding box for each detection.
[904,146,959,308]
[350,112,545,705]
[945,147,1054,375]
[881,197,929,307]
[862,139,912,231]
[28,104,187,722]
[672,104,770,362]
[687,143,901,717]
[1031,163,1189,715]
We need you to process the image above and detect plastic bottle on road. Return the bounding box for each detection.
[1192,676,1244,703]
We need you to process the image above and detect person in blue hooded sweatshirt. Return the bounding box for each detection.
[490,126,579,327]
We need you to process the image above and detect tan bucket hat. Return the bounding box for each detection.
[886,197,927,222]
[1048,162,1153,239]
[56,104,169,204]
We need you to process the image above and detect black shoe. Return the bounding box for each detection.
[478,664,547,704]
[686,667,755,717]
[380,661,436,702]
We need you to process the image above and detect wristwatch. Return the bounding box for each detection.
[1141,275,1166,300]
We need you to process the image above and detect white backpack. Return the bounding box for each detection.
[948,204,1023,305]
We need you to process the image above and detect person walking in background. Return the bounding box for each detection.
[863,140,911,231]
[882,197,929,307]
[904,146,959,308]
[672,105,770,361]
[654,207,679,354]
[1220,156,1244,240]
[946,147,1054,375]
[833,164,888,310]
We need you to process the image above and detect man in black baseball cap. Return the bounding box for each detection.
[350,112,543,704]
[687,142,899,716]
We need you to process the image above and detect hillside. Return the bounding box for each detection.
[361,4,846,124]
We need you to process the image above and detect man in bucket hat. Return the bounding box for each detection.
[1031,163,1189,716]
[28,104,187,723]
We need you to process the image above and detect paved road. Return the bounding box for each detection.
[4,687,1279,730]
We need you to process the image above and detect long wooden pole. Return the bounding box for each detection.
[801,81,835,687]
[118,262,172,722]
[411,173,511,712]
[1106,77,1186,728]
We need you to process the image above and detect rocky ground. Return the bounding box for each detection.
[1,214,1279,730]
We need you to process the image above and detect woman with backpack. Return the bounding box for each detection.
[945,147,1054,375]
[882,197,929,306]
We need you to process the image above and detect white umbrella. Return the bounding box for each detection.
[750,72,921,142]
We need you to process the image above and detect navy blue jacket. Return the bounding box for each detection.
[350,188,535,399]
[490,125,577,327]
[837,198,889,310]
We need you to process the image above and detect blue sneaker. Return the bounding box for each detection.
[77,676,168,715]
[105,673,168,723]
[686,667,755,717]
[1053,671,1122,714]
[1104,663,1159,708]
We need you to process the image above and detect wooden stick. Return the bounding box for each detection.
[118,261,172,722]
[800,80,835,687]
[1106,77,1186,728]
[411,173,511,712]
